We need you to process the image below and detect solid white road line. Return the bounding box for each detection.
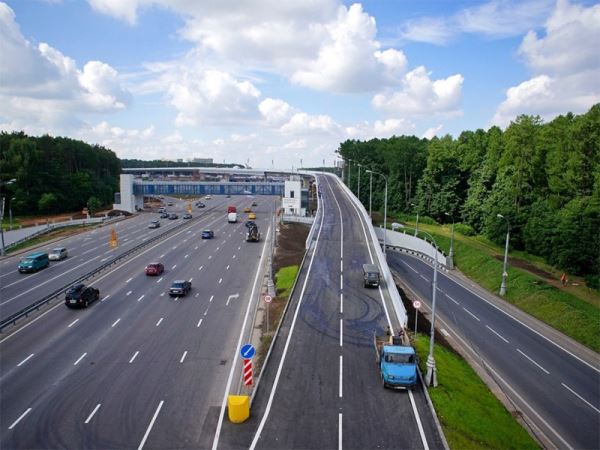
[68,319,79,328]
[85,404,101,424]
[462,307,480,321]
[129,351,140,364]
[561,382,600,414]
[17,353,34,367]
[402,260,419,273]
[409,390,430,450]
[8,408,32,429]
[74,352,87,365]
[180,351,188,363]
[101,294,110,302]
[111,318,121,327]
[338,413,343,450]
[137,400,164,450]
[156,318,163,327]
[517,349,550,375]
[420,274,430,282]
[137,295,145,302]
[486,325,509,343]
[339,355,343,398]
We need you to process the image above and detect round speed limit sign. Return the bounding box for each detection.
[264,295,272,303]
[413,300,422,309]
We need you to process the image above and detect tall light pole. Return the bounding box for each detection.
[411,202,419,236]
[0,178,17,256]
[415,229,439,387]
[497,214,510,296]
[9,197,15,230]
[357,163,362,203]
[347,159,353,191]
[444,212,455,270]
[369,170,373,218]
[366,170,387,257]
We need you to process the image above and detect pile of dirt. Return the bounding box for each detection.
[273,222,310,274]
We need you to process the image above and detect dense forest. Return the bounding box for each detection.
[0,132,121,215]
[338,104,600,279]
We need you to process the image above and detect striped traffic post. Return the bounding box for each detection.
[243,359,253,386]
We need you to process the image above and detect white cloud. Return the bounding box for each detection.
[0,2,130,130]
[280,112,341,135]
[87,0,142,25]
[258,98,296,126]
[422,124,444,139]
[493,0,600,126]
[290,4,406,92]
[345,118,415,140]
[372,66,464,116]
[399,0,552,44]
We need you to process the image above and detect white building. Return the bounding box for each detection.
[282,180,305,216]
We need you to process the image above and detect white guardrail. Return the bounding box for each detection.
[331,173,409,328]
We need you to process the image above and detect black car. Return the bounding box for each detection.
[168,213,178,220]
[160,212,169,218]
[251,201,258,206]
[245,221,256,229]
[65,284,100,308]
[183,213,192,219]
[169,280,191,296]
[201,229,214,239]
[196,202,205,208]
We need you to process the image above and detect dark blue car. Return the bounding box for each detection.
[201,229,214,239]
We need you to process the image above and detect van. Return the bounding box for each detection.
[228,212,237,223]
[362,264,380,288]
[18,252,50,273]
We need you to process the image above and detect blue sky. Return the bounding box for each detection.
[1,0,598,168]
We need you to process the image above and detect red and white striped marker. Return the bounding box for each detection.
[243,359,253,386]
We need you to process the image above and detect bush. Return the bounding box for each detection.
[585,274,600,291]
[455,223,476,236]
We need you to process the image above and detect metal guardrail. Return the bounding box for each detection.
[0,215,201,332]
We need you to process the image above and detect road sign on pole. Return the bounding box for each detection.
[243,359,253,386]
[413,300,421,309]
[264,295,272,303]
[240,344,255,359]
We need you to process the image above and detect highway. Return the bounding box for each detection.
[387,250,600,450]
[0,194,276,449]
[228,174,444,450]
[0,196,232,321]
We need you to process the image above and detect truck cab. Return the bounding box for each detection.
[375,334,417,389]
[227,205,237,213]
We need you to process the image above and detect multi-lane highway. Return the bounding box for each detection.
[1,194,276,449]
[221,174,443,449]
[387,250,600,450]
[0,198,231,321]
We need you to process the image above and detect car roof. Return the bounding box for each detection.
[147,262,162,266]
[172,280,187,284]
[51,247,66,251]
[383,345,415,355]
[69,283,85,290]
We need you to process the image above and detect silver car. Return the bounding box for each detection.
[49,247,68,261]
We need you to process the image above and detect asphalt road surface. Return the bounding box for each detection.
[0,194,276,449]
[233,174,444,450]
[387,250,600,450]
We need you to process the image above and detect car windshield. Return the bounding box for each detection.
[385,353,415,364]
[50,249,61,254]
[22,258,34,263]
[171,282,185,288]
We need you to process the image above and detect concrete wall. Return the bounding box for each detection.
[375,227,448,268]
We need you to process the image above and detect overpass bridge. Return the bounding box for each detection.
[113,168,313,213]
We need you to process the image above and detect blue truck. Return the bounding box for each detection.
[374,333,418,389]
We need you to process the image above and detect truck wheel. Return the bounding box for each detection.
[381,376,387,389]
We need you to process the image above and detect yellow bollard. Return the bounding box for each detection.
[228,395,250,423]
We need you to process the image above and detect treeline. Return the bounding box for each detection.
[122,159,240,168]
[0,132,120,215]
[339,104,600,278]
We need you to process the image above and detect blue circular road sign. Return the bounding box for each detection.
[240,344,255,359]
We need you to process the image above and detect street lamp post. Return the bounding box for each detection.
[418,229,439,387]
[411,202,419,236]
[347,159,352,191]
[445,212,455,270]
[0,178,17,256]
[9,197,15,231]
[366,170,388,257]
[357,163,362,203]
[497,214,510,296]
[369,171,373,218]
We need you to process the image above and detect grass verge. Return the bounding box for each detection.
[413,335,540,450]
[7,225,100,255]
[275,265,299,298]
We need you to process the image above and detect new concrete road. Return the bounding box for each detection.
[0,196,233,322]
[388,250,600,449]
[232,174,444,450]
[0,194,275,449]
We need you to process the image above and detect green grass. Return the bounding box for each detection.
[413,335,540,450]
[275,265,299,298]
[388,218,600,353]
[6,225,98,254]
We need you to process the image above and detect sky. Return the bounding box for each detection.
[1,0,599,169]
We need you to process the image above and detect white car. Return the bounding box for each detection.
[49,247,68,261]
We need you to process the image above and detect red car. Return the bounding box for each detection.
[145,262,164,276]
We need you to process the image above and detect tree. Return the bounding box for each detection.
[38,193,58,213]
